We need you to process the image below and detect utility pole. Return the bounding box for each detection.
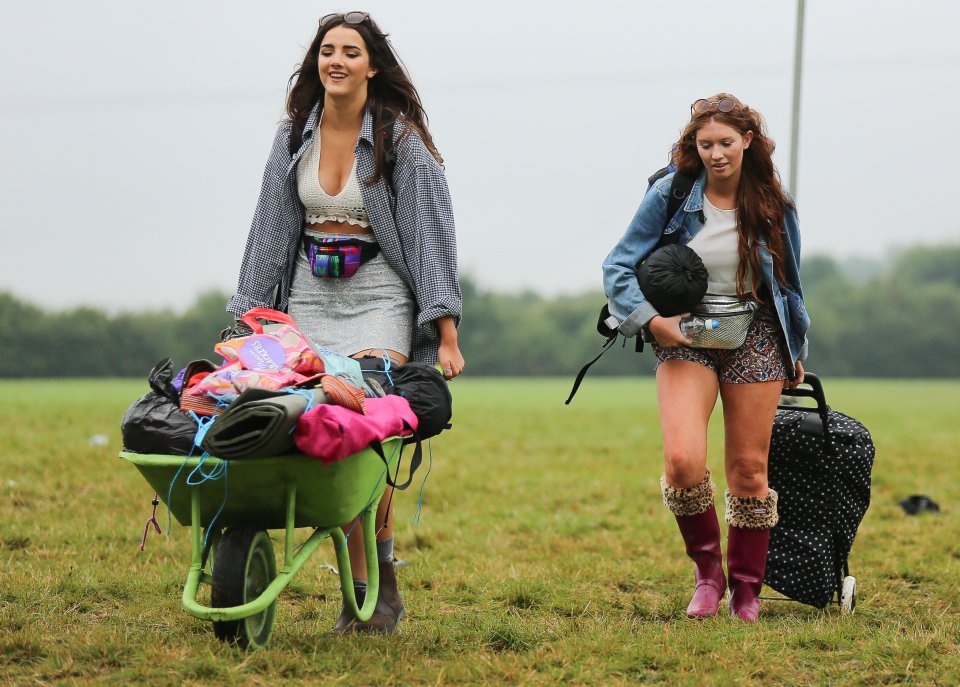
[789,0,806,199]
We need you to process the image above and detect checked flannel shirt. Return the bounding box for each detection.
[227,104,462,363]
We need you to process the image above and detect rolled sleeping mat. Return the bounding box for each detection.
[200,387,328,460]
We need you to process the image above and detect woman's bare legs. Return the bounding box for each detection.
[656,359,726,616]
[656,360,719,487]
[718,379,784,621]
[719,380,783,496]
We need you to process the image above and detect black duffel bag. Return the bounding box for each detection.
[357,358,452,439]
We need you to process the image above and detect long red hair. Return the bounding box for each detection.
[673,93,792,298]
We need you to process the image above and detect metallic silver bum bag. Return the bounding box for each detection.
[688,294,759,349]
[643,294,759,349]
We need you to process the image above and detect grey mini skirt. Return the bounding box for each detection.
[287,232,414,358]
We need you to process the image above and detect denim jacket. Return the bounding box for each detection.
[228,104,461,364]
[602,170,809,368]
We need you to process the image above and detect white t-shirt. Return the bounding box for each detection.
[687,195,752,295]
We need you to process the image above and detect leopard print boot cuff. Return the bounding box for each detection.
[660,469,716,517]
[725,489,779,529]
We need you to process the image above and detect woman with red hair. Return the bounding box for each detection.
[603,94,809,621]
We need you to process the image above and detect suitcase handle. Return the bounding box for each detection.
[778,371,830,429]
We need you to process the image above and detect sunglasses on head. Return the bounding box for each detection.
[319,11,370,28]
[691,97,741,115]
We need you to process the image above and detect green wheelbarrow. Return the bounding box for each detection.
[120,439,402,648]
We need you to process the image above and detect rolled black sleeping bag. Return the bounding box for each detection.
[637,244,709,316]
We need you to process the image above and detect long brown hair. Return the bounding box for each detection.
[285,14,443,186]
[673,93,792,298]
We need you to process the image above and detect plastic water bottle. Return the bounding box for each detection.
[680,315,720,338]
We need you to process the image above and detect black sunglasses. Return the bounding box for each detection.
[319,11,370,28]
[691,97,741,115]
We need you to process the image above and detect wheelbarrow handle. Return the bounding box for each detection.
[331,509,381,622]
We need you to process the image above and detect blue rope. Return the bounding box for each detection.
[186,451,226,484]
[284,387,318,414]
[380,353,396,388]
[410,439,434,526]
[189,410,216,449]
[164,413,204,539]
[165,449,193,541]
[165,411,229,545]
[183,409,229,551]
[201,461,229,552]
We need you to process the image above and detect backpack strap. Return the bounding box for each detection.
[664,171,694,232]
[647,165,671,187]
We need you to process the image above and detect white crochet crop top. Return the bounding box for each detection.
[297,135,371,228]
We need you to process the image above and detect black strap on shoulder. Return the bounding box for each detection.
[642,168,695,251]
[665,171,694,228]
[647,167,695,221]
[644,170,695,260]
[646,167,692,235]
[647,165,671,187]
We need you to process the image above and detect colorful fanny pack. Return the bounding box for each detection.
[303,236,380,278]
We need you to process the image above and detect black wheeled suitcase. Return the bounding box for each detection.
[764,372,875,609]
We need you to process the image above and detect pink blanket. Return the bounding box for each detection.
[294,395,418,464]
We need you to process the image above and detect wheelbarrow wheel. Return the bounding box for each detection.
[211,528,277,648]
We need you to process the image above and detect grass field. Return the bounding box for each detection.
[1,377,959,686]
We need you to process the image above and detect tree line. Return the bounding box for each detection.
[1,244,957,379]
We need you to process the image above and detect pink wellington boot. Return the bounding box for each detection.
[725,489,778,623]
[676,506,727,617]
[661,470,726,618]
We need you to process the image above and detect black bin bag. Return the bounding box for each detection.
[120,358,198,455]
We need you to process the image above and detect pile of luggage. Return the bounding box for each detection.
[120,309,452,466]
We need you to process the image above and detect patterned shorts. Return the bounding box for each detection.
[653,301,788,383]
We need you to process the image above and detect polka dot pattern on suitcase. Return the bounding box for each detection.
[765,405,875,608]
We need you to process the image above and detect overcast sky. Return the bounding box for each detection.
[2,0,959,312]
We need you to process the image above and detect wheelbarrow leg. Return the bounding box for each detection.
[330,505,380,623]
[283,484,297,570]
[183,487,205,604]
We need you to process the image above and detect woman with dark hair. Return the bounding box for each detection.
[226,12,464,634]
[603,94,809,622]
